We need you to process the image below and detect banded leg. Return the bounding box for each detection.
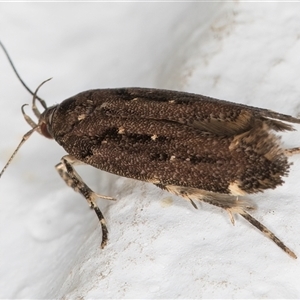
[160,184,297,259]
[285,147,300,156]
[56,155,115,248]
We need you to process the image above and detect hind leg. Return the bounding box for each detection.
[158,184,297,259]
[285,147,300,156]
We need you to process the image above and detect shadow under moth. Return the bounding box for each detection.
[1,41,299,259]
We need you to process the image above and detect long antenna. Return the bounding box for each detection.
[0,40,45,102]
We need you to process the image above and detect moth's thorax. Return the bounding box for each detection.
[43,92,102,143]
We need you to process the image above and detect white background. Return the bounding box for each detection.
[1,2,300,298]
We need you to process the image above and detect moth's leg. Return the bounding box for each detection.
[240,211,297,259]
[285,147,300,156]
[160,184,297,259]
[155,183,198,209]
[158,184,254,223]
[55,155,115,248]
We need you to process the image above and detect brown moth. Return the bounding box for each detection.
[1,41,299,259]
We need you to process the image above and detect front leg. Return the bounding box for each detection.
[55,155,115,248]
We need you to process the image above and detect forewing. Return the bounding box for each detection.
[90,88,299,135]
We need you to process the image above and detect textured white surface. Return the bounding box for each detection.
[0,2,300,299]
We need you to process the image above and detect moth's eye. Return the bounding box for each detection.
[47,109,55,125]
[40,122,53,139]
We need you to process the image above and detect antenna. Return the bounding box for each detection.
[0,40,45,102]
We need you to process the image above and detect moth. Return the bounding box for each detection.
[1,41,299,259]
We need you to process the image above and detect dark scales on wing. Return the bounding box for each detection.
[49,88,292,195]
